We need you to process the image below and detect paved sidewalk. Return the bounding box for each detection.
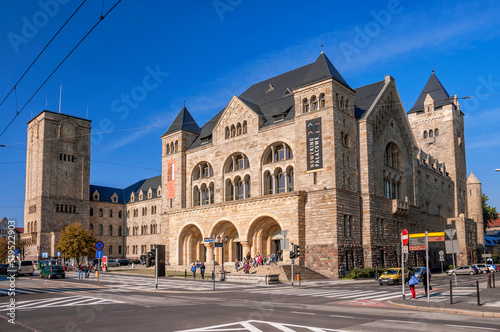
[387,282,500,318]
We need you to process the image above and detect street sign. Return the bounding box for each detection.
[102,256,108,264]
[409,236,426,251]
[402,229,408,246]
[482,254,492,258]
[439,257,445,262]
[42,252,47,258]
[281,230,289,239]
[96,250,103,258]
[403,246,409,254]
[204,237,214,243]
[214,242,223,248]
[57,251,61,257]
[281,238,289,250]
[95,241,104,250]
[439,250,444,256]
[14,249,19,255]
[444,229,457,240]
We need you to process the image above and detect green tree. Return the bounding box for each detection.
[483,194,498,232]
[0,238,8,262]
[56,222,97,264]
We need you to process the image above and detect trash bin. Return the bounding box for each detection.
[95,271,99,278]
[295,274,300,281]
[37,262,41,270]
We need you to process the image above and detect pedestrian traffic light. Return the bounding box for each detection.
[290,251,295,259]
[294,244,300,257]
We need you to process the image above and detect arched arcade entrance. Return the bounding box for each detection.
[178,224,206,265]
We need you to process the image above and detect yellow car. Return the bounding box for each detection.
[378,268,403,285]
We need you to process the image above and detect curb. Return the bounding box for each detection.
[385,300,500,318]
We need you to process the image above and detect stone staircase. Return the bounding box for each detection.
[165,263,329,281]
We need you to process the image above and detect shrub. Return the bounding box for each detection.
[345,267,387,279]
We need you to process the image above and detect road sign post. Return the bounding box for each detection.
[95,241,104,285]
[445,229,458,286]
[401,230,407,300]
[425,232,430,303]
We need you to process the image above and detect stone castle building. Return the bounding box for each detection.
[21,53,483,278]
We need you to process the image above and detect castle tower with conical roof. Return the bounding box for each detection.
[467,172,484,246]
[407,71,467,218]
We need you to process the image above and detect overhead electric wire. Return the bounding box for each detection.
[0,0,122,138]
[0,0,88,109]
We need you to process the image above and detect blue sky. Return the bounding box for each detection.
[1,0,500,226]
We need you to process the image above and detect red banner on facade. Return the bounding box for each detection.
[166,160,175,199]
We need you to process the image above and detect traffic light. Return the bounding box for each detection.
[294,244,300,258]
[290,251,295,259]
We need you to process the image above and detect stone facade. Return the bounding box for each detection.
[22,53,482,277]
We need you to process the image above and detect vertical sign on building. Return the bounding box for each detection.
[166,160,175,199]
[306,118,323,172]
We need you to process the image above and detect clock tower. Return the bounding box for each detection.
[23,110,91,260]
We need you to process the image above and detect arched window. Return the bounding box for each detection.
[170,142,174,153]
[340,96,344,110]
[287,167,294,192]
[99,208,103,217]
[109,209,113,218]
[423,131,428,138]
[242,121,247,134]
[166,143,170,154]
[264,171,273,195]
[118,210,122,219]
[90,224,93,235]
[244,175,251,198]
[319,93,326,108]
[99,224,103,236]
[118,226,122,237]
[225,179,234,201]
[193,186,200,206]
[237,123,242,136]
[201,184,210,205]
[175,140,178,152]
[225,126,230,139]
[275,145,285,161]
[275,168,285,193]
[108,225,113,236]
[224,153,249,173]
[231,125,236,137]
[345,99,349,111]
[127,227,130,236]
[303,98,309,113]
[263,143,293,165]
[311,95,318,111]
[341,132,350,148]
[384,143,400,170]
[90,207,93,216]
[235,177,244,200]
[429,129,434,137]
[209,182,215,204]
[435,128,439,137]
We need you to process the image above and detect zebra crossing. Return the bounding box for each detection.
[0,295,124,311]
[249,286,403,302]
[0,286,98,297]
[65,272,255,291]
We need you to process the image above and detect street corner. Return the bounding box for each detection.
[329,299,389,307]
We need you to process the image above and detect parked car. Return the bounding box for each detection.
[40,259,58,268]
[106,259,120,267]
[7,260,34,276]
[471,265,479,274]
[474,264,489,274]
[379,268,403,285]
[446,266,476,275]
[0,263,9,275]
[118,259,132,266]
[487,264,498,272]
[40,265,65,279]
[131,259,140,264]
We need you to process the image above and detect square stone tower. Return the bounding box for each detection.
[23,110,91,259]
[407,71,467,218]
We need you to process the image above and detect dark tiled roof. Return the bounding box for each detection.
[187,53,352,150]
[354,80,386,119]
[90,175,161,204]
[162,106,201,137]
[298,53,352,90]
[408,72,452,114]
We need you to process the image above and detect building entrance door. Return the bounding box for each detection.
[236,242,243,261]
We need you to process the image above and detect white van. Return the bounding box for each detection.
[7,260,35,276]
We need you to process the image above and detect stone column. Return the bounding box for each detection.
[240,240,251,259]
[204,242,214,265]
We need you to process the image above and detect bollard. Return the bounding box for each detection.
[185,269,187,278]
[493,273,496,288]
[95,271,99,278]
[476,280,481,306]
[450,280,453,305]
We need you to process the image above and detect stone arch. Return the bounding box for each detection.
[178,223,205,265]
[245,214,283,257]
[209,220,242,263]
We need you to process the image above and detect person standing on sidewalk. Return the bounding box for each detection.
[407,267,416,299]
[84,264,90,279]
[200,262,205,279]
[191,263,196,279]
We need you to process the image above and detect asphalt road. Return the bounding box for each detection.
[0,272,499,332]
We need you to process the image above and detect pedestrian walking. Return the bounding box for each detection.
[78,263,83,279]
[84,264,90,279]
[244,261,250,274]
[407,267,418,299]
[422,267,431,296]
[200,262,205,279]
[191,263,196,279]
